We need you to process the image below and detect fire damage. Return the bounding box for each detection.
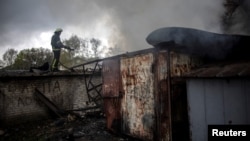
[1,27,250,141]
[0,59,140,141]
[101,27,250,141]
[0,88,140,141]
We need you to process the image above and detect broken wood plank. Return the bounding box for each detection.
[34,88,66,117]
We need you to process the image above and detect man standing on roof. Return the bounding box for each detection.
[51,28,73,72]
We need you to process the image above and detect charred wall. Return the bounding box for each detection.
[0,74,101,125]
[102,48,201,141]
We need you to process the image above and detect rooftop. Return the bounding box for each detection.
[184,61,250,78]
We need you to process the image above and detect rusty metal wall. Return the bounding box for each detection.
[170,52,202,77]
[102,59,120,98]
[102,59,122,133]
[155,50,172,141]
[170,52,194,141]
[101,48,202,141]
[120,53,155,140]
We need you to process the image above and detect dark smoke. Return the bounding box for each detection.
[146,27,250,60]
[222,0,250,34]
[0,0,227,58]
[0,0,106,57]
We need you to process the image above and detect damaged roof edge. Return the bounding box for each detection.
[146,27,250,61]
[183,61,250,78]
[0,70,94,78]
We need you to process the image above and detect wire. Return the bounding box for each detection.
[58,61,75,72]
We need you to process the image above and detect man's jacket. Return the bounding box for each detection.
[51,33,63,51]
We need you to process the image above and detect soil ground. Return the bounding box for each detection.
[0,114,140,141]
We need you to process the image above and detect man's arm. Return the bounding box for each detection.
[52,35,74,51]
[62,46,74,51]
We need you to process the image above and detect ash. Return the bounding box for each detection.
[0,113,140,141]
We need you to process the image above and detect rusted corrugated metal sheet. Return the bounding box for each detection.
[102,59,122,133]
[170,52,202,77]
[184,62,250,78]
[120,53,155,140]
[103,98,121,133]
[102,59,120,97]
[101,48,199,141]
[155,50,171,141]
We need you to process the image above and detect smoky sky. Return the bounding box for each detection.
[224,0,250,35]
[1,0,244,58]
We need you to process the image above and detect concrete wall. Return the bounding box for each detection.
[0,73,101,125]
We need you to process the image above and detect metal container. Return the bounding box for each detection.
[102,48,199,141]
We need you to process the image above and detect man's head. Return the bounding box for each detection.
[54,28,63,34]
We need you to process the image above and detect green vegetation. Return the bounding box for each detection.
[0,35,121,70]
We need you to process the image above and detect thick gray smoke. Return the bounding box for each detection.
[146,27,250,60]
[223,0,250,34]
[0,0,226,58]
[97,0,225,51]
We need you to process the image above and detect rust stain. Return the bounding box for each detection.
[103,98,121,133]
[120,53,155,140]
[157,51,170,141]
[102,49,196,141]
[102,58,124,133]
[170,52,201,77]
[102,59,120,97]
